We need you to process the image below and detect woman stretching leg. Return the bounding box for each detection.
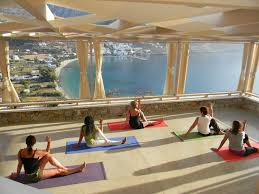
[75,116,127,148]
[126,98,158,129]
[215,120,259,156]
[10,135,85,183]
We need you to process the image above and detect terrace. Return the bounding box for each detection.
[0,1,259,194]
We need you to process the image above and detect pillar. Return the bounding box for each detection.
[0,40,20,103]
[163,43,177,95]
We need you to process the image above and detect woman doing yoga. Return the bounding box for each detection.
[10,135,85,183]
[75,116,127,148]
[215,120,259,156]
[126,98,158,129]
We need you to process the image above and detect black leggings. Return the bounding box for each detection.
[209,119,221,133]
[198,118,221,136]
[242,134,258,156]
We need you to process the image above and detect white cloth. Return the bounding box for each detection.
[93,41,106,99]
[197,115,212,135]
[76,41,90,99]
[0,40,20,103]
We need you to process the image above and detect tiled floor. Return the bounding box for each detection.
[0,107,258,194]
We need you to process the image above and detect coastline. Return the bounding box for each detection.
[55,58,77,99]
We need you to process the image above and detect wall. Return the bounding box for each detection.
[0,96,248,126]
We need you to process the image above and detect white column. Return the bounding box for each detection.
[178,42,190,94]
[76,40,90,99]
[175,43,182,95]
[0,40,20,103]
[243,42,256,92]
[163,43,177,95]
[237,43,251,91]
[89,42,95,99]
[247,44,259,93]
[93,41,106,99]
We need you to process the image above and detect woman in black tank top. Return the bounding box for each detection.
[10,135,86,184]
[126,98,159,129]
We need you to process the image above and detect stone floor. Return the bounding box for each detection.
[0,107,259,194]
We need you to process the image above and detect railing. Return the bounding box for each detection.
[243,92,259,102]
[0,91,242,111]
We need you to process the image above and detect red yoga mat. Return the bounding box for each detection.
[212,142,259,162]
[107,118,167,131]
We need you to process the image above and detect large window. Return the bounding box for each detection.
[60,42,167,98]
[254,70,259,95]
[185,43,244,93]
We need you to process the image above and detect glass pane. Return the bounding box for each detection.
[253,69,259,95]
[60,42,167,98]
[186,43,244,93]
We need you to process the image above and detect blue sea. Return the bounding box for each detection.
[59,43,259,98]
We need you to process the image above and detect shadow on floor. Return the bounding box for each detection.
[181,170,258,194]
[133,151,219,176]
[105,136,181,154]
[0,121,81,133]
[93,160,259,194]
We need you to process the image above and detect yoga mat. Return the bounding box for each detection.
[66,136,140,154]
[212,142,259,162]
[107,118,167,131]
[173,131,223,141]
[15,162,106,189]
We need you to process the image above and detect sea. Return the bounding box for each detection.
[59,43,259,98]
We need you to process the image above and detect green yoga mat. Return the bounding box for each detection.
[172,131,223,141]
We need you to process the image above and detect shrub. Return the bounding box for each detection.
[46,83,56,88]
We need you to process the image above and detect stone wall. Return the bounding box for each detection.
[240,97,259,115]
[0,96,250,126]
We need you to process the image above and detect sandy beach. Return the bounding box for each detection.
[55,58,77,78]
[55,58,77,99]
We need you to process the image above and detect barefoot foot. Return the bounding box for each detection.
[121,137,127,144]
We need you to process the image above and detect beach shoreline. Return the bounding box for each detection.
[55,58,77,99]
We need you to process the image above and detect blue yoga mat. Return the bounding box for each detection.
[66,136,140,154]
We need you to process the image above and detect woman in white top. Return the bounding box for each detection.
[215,120,258,156]
[184,103,224,137]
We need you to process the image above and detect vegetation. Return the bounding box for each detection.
[39,67,57,82]
[21,80,30,89]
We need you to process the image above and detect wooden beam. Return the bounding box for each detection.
[15,0,55,21]
[96,0,259,9]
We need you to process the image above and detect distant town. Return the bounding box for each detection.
[0,40,166,101]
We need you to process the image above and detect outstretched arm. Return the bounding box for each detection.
[208,102,214,117]
[10,150,23,179]
[75,127,84,147]
[45,136,51,153]
[99,119,103,132]
[184,117,199,137]
[136,98,141,109]
[216,134,228,151]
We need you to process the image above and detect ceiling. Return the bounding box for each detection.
[0,0,259,42]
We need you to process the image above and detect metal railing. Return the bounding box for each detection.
[0,91,242,111]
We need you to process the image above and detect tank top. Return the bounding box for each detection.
[82,125,98,145]
[129,111,143,129]
[20,149,40,174]
[227,130,245,151]
[197,115,212,135]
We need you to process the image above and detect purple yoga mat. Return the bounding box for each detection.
[26,162,106,189]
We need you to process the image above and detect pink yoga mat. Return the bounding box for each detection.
[107,118,167,131]
[212,142,259,162]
